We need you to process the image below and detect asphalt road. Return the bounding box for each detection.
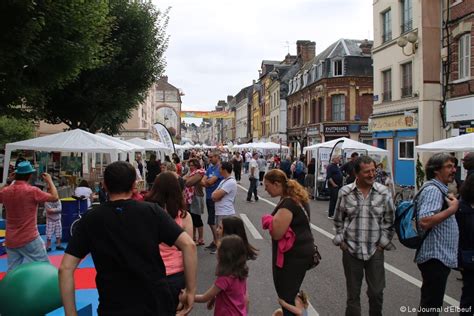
[190,175,463,316]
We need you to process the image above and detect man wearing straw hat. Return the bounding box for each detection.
[0,161,59,272]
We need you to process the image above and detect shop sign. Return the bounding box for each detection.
[307,126,320,135]
[324,125,348,134]
[360,125,370,134]
[446,97,474,122]
[369,114,418,132]
[459,121,474,135]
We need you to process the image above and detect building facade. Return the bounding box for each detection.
[372,0,443,186]
[444,0,474,136]
[287,39,374,156]
[235,86,252,143]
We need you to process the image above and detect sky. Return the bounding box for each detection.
[152,0,373,123]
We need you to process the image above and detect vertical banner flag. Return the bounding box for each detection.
[153,123,176,153]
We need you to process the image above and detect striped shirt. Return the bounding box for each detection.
[333,182,395,260]
[415,179,458,268]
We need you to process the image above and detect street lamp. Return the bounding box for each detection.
[397,31,418,56]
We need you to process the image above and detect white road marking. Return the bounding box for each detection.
[239,213,263,239]
[237,185,460,307]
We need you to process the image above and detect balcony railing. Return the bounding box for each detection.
[382,91,392,101]
[401,86,412,98]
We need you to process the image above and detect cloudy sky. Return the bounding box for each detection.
[153,0,373,116]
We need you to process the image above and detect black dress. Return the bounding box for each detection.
[272,198,314,303]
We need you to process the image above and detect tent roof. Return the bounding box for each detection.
[96,133,144,151]
[5,129,129,154]
[415,133,474,152]
[303,137,388,154]
[126,138,171,151]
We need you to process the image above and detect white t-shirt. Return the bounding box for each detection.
[245,152,252,163]
[214,177,237,216]
[74,186,93,208]
[249,159,258,178]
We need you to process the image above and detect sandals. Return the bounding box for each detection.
[195,240,205,246]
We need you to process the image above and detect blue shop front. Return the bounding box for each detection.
[370,113,418,186]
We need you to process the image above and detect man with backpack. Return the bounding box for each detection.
[294,155,306,186]
[415,153,459,314]
[333,155,395,316]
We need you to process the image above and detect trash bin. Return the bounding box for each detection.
[61,198,87,242]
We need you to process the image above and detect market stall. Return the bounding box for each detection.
[2,129,132,187]
[415,133,474,183]
[303,137,392,199]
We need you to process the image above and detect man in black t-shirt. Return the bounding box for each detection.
[59,161,197,315]
[341,152,359,185]
[327,155,343,219]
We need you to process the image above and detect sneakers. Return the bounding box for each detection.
[56,245,65,250]
[328,216,334,219]
[210,249,217,255]
[255,197,259,202]
[46,247,52,252]
[205,242,217,251]
[246,199,252,203]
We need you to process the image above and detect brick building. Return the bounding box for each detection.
[444,0,473,135]
[286,39,374,155]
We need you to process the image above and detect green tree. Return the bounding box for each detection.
[0,0,111,116]
[0,116,35,148]
[38,0,169,134]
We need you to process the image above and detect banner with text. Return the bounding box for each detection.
[180,111,234,119]
[153,123,176,153]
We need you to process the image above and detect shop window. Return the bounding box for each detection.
[399,140,414,160]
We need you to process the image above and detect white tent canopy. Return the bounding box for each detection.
[303,137,392,198]
[415,133,474,152]
[126,138,171,152]
[96,133,145,152]
[2,129,131,184]
[303,137,387,154]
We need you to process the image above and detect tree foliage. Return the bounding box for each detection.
[38,0,169,134]
[0,0,111,115]
[0,116,35,148]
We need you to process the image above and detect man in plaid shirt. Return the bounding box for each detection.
[333,155,395,316]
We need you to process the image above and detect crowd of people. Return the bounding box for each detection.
[0,148,472,316]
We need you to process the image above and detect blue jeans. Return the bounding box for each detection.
[6,235,50,272]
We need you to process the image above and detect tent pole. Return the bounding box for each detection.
[2,148,12,185]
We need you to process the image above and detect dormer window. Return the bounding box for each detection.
[333,59,343,76]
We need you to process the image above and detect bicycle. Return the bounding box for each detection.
[69,196,89,237]
[394,185,415,206]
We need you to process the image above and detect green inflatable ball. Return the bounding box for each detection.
[0,261,62,315]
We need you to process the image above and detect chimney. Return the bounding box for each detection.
[227,95,233,104]
[296,40,316,64]
[359,39,372,55]
[283,54,297,65]
[161,75,168,83]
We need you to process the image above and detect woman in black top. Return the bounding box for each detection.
[263,169,315,316]
[456,173,474,313]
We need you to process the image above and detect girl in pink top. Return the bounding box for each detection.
[194,235,249,316]
[145,171,193,311]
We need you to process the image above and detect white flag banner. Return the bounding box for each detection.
[153,123,176,153]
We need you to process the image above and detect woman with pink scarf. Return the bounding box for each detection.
[262,169,315,316]
[184,158,206,245]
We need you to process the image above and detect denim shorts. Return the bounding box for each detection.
[6,235,50,272]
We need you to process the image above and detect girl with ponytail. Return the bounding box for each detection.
[263,169,315,316]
